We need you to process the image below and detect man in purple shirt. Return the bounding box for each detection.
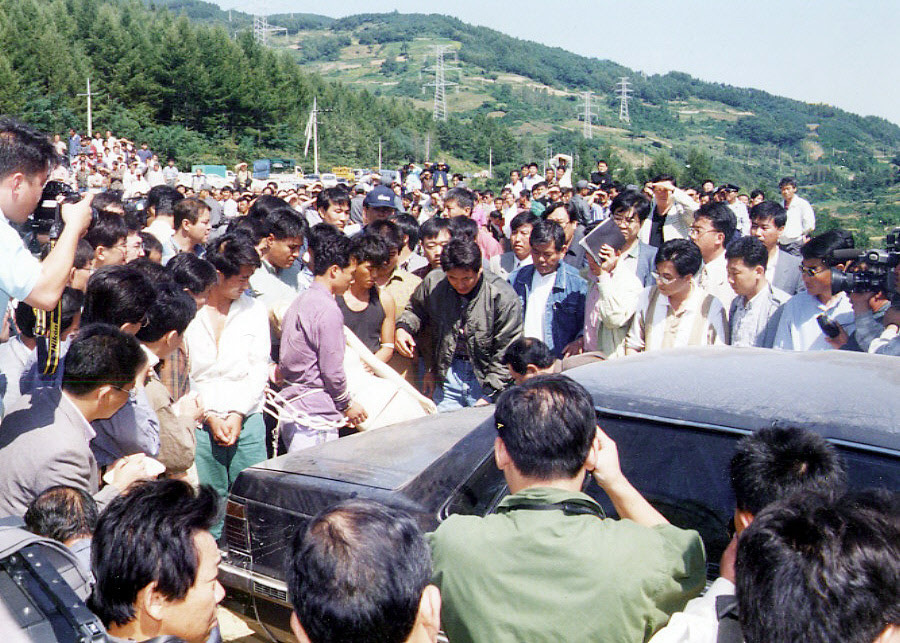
[279,233,367,451]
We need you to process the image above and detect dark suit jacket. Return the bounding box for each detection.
[771,250,803,295]
[0,387,118,517]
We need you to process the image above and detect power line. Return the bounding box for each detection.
[615,77,631,124]
[577,91,599,139]
[423,45,460,121]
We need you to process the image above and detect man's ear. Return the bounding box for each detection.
[734,508,754,534]
[524,364,541,377]
[494,436,510,471]
[139,582,165,622]
[417,584,442,642]
[290,612,312,643]
[584,432,601,473]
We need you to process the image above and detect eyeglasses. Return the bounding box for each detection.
[799,265,828,277]
[689,226,717,238]
[111,384,137,401]
[612,214,638,225]
[652,271,681,285]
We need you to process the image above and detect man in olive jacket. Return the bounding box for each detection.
[396,237,523,411]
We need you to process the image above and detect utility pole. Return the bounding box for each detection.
[489,147,493,179]
[424,133,430,162]
[378,138,382,171]
[303,97,333,175]
[77,78,99,136]
[578,91,599,139]
[615,77,631,124]
[423,45,460,121]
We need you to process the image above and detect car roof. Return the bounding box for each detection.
[249,406,495,490]
[569,346,899,453]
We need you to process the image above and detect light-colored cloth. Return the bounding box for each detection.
[626,284,728,352]
[729,284,789,348]
[0,209,41,320]
[0,336,33,414]
[772,291,855,352]
[584,267,643,358]
[697,253,735,313]
[523,270,555,340]
[184,293,270,417]
[767,248,804,295]
[780,195,815,244]
[640,188,699,245]
[728,201,750,236]
[648,577,736,643]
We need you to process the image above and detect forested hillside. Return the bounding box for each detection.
[0,0,514,170]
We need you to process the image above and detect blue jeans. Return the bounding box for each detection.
[434,359,486,412]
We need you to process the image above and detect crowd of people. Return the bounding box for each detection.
[0,116,897,643]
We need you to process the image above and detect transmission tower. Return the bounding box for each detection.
[615,77,631,124]
[577,91,599,139]
[253,13,286,46]
[423,45,460,121]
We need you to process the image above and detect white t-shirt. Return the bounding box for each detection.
[523,269,556,340]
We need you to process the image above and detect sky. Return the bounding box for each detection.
[214,0,900,127]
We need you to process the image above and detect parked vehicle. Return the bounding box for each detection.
[219,347,899,641]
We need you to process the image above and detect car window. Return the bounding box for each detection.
[441,453,507,519]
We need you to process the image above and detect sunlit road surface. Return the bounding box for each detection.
[218,606,269,642]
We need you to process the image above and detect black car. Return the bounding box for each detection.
[219,347,900,641]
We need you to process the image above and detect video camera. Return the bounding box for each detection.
[830,227,900,306]
[29,181,98,237]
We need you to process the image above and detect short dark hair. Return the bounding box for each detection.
[725,236,769,270]
[93,192,124,215]
[389,213,419,250]
[89,480,218,628]
[730,426,846,516]
[495,375,595,479]
[74,238,94,270]
[146,185,183,217]
[287,499,432,643]
[173,197,210,229]
[24,486,97,544]
[15,287,82,339]
[128,256,170,285]
[655,239,702,277]
[84,211,128,250]
[749,201,787,228]
[509,210,539,233]
[0,116,57,179]
[349,233,389,268]
[694,201,736,245]
[62,323,146,396]
[167,253,217,295]
[736,489,899,643]
[777,176,797,189]
[316,186,351,212]
[247,194,288,220]
[83,265,156,327]
[444,187,475,213]
[312,232,353,276]
[367,219,404,253]
[651,174,677,186]
[205,233,261,278]
[801,230,854,267]
[529,218,566,251]
[610,190,652,223]
[135,281,197,343]
[448,215,478,241]
[227,215,270,246]
[266,207,307,240]
[418,216,450,242]
[139,232,163,259]
[501,337,555,376]
[749,189,765,200]
[440,237,481,272]
[543,201,578,223]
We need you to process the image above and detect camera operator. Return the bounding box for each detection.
[0,117,93,319]
[826,260,900,356]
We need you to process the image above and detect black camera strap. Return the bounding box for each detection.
[33,199,64,376]
[499,500,605,519]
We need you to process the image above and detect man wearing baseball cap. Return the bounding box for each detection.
[363,185,399,225]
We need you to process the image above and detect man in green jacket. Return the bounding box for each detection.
[428,375,706,642]
[395,237,523,411]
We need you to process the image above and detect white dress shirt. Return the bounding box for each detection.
[523,270,555,340]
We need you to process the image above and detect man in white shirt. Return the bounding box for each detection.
[489,211,536,280]
[773,230,855,351]
[725,237,789,348]
[503,169,524,198]
[641,175,700,247]
[717,184,750,236]
[690,202,737,312]
[521,163,541,191]
[748,201,803,295]
[778,176,815,255]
